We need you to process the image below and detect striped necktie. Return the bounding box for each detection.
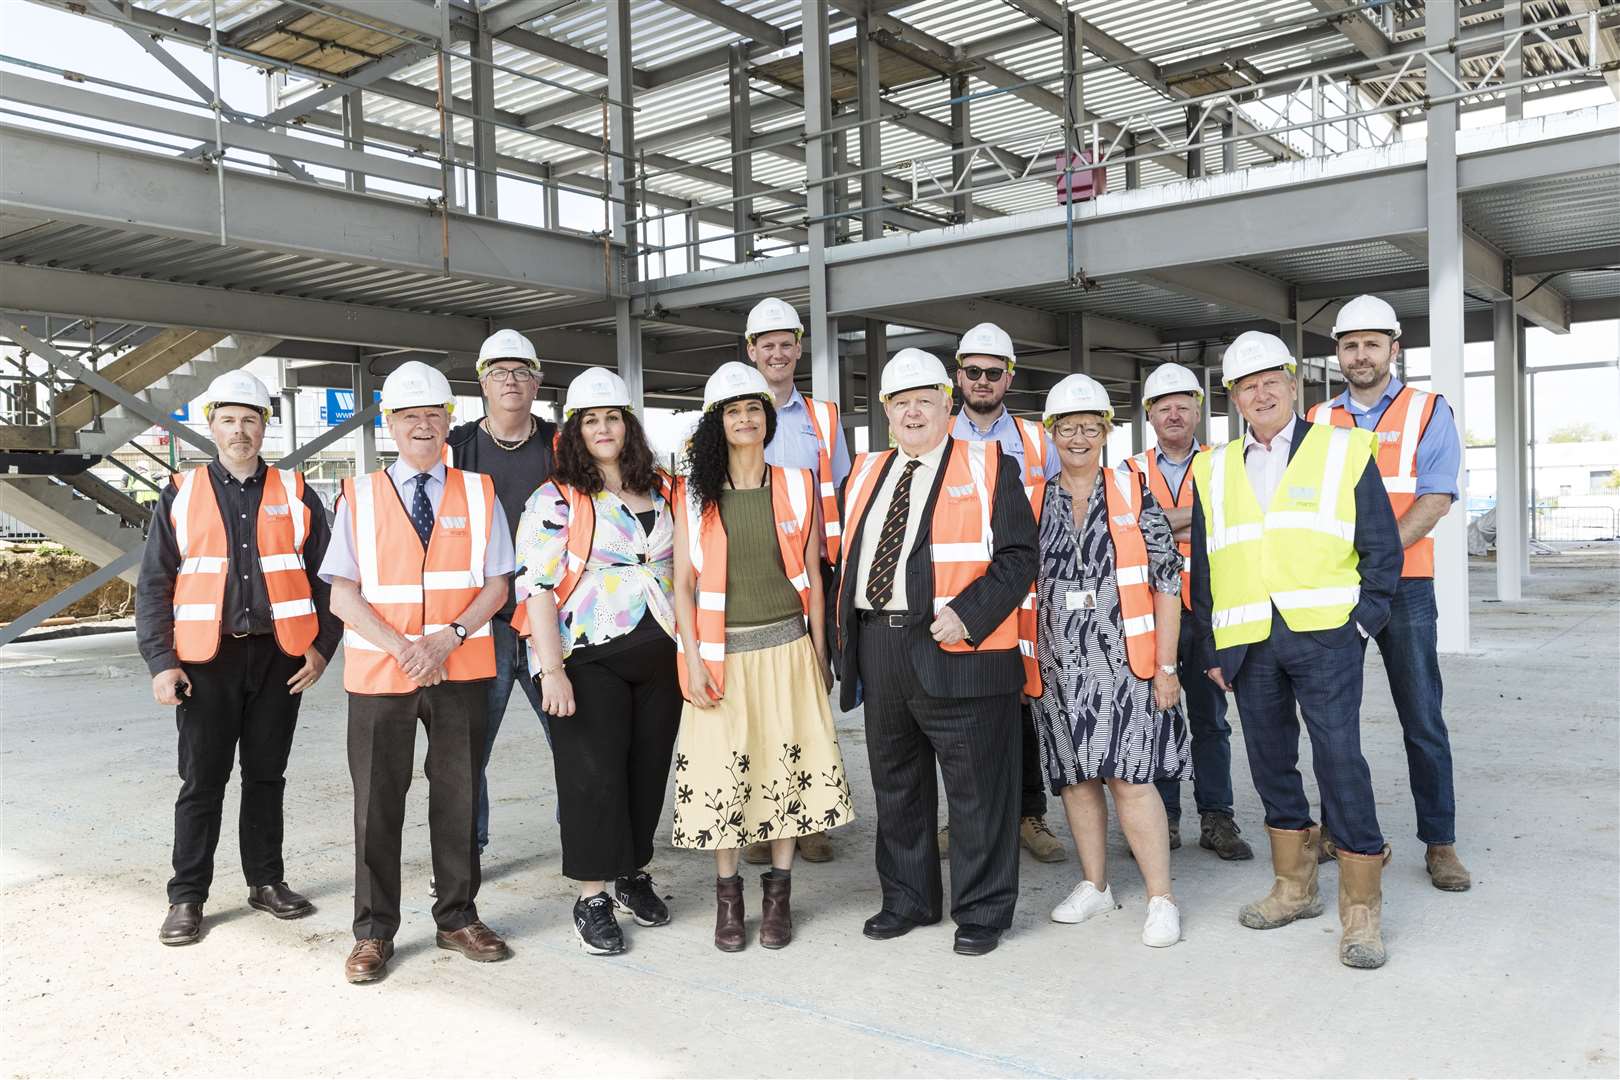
[864,459,920,610]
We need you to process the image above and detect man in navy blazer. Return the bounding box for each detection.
[1188,331,1402,970]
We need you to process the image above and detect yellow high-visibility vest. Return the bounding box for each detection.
[1191,422,1376,650]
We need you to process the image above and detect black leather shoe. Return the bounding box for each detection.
[247,883,313,920]
[160,902,203,945]
[953,923,1002,956]
[862,909,939,940]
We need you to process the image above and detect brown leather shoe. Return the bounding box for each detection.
[435,920,510,962]
[159,903,203,946]
[796,831,834,863]
[758,872,793,949]
[714,875,745,953]
[247,882,313,919]
[1425,844,1472,892]
[345,938,393,984]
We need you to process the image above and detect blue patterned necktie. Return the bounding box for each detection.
[409,473,434,547]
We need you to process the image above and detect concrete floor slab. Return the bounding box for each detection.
[2,554,1616,1077]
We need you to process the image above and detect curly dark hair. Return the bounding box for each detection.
[683,395,777,516]
[553,407,661,496]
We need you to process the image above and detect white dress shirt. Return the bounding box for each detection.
[853,436,948,612]
[1242,414,1299,512]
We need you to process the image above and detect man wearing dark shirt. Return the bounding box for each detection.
[445,329,557,856]
[136,371,341,946]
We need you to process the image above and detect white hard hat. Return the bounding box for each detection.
[1142,362,1204,407]
[1043,373,1113,427]
[476,328,540,374]
[563,367,631,419]
[1221,331,1296,388]
[380,360,456,413]
[201,369,272,419]
[1331,294,1402,340]
[745,297,804,341]
[880,348,952,402]
[955,321,1017,369]
[703,360,773,412]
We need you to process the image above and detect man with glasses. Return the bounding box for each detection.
[946,322,1066,864]
[446,329,556,863]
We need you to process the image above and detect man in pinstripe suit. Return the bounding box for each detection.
[835,350,1038,957]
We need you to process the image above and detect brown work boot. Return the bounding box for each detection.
[1020,816,1068,862]
[796,830,834,863]
[1317,829,1338,864]
[937,826,949,859]
[435,920,510,962]
[1168,820,1182,850]
[1425,844,1472,892]
[714,875,745,953]
[758,872,793,949]
[742,840,771,865]
[1337,845,1391,969]
[1199,812,1254,861]
[344,938,394,984]
[1239,826,1325,929]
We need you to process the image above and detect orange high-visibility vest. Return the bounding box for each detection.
[1011,416,1050,693]
[169,466,318,663]
[1126,445,1207,611]
[676,466,814,702]
[340,467,497,695]
[840,439,1018,657]
[1307,385,1439,578]
[800,397,844,563]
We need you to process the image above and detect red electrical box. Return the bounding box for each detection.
[1055,150,1107,204]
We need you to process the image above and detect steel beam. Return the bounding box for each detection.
[1493,297,1524,601]
[1138,264,1338,338]
[663,0,786,48]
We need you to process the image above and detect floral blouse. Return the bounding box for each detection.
[514,480,676,658]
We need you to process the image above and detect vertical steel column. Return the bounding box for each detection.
[1517,320,1531,578]
[342,90,367,194]
[1503,1,1524,121]
[1131,360,1146,454]
[856,11,885,241]
[727,44,754,263]
[1185,105,1203,179]
[685,201,699,273]
[1200,362,1215,443]
[1221,109,1237,173]
[801,0,837,405]
[471,17,499,218]
[1067,313,1089,375]
[1124,131,1140,190]
[1492,298,1524,602]
[832,106,851,245]
[1427,3,1470,653]
[355,358,378,474]
[1277,317,1305,411]
[606,0,643,408]
[542,164,560,229]
[950,73,972,223]
[865,319,887,448]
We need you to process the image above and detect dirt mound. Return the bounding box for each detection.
[0,551,134,622]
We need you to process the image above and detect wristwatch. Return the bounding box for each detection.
[1158,664,1177,677]
[449,622,468,642]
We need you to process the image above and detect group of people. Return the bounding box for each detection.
[136,291,1467,980]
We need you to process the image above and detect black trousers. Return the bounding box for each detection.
[168,635,304,904]
[348,679,487,941]
[1019,701,1046,819]
[548,635,683,882]
[860,621,1021,929]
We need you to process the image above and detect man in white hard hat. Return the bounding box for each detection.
[742,296,849,866]
[836,348,1038,957]
[319,360,515,983]
[138,369,341,946]
[1306,294,1469,892]
[1127,362,1252,862]
[1187,331,1402,969]
[943,320,1065,865]
[446,329,558,859]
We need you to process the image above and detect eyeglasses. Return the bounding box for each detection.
[958,365,1008,383]
[1053,422,1106,440]
[482,367,538,384]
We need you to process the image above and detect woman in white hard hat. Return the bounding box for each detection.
[670,362,854,953]
[513,368,680,957]
[1035,374,1191,948]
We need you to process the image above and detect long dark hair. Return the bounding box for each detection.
[684,395,777,516]
[553,407,661,496]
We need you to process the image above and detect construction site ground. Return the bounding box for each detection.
[2,552,1616,1078]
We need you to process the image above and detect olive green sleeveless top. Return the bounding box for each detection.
[719,486,803,628]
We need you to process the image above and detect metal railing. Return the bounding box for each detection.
[1532,505,1620,543]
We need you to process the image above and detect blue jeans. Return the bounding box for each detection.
[1372,577,1455,845]
[1232,615,1384,857]
[1156,616,1234,821]
[478,614,551,851]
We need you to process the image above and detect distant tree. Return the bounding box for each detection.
[1464,428,1492,448]
[1548,422,1614,444]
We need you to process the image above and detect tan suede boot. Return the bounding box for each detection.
[1425,844,1472,891]
[1238,826,1324,929]
[1337,845,1391,969]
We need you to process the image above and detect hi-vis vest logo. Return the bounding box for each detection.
[945,483,976,498]
[1288,485,1318,502]
[1378,430,1401,443]
[439,515,468,530]
[263,503,291,517]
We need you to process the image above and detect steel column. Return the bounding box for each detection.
[950,74,972,224]
[355,359,379,474]
[1186,105,1203,179]
[856,11,886,241]
[1517,320,1532,579]
[1504,2,1524,121]
[341,90,367,194]
[607,0,644,407]
[471,18,500,217]
[1131,361,1146,454]
[1068,313,1089,375]
[1427,3,1470,653]
[865,319,887,448]
[1222,109,1237,173]
[1492,298,1524,601]
[1124,131,1140,190]
[802,0,837,405]
[727,44,754,263]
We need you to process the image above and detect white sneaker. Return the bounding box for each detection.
[1142,895,1181,947]
[1051,880,1117,924]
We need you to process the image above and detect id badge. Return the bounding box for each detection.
[1065,589,1097,611]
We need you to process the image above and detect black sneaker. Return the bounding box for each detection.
[613,870,671,927]
[573,893,625,955]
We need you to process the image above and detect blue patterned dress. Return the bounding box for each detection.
[1034,472,1193,791]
